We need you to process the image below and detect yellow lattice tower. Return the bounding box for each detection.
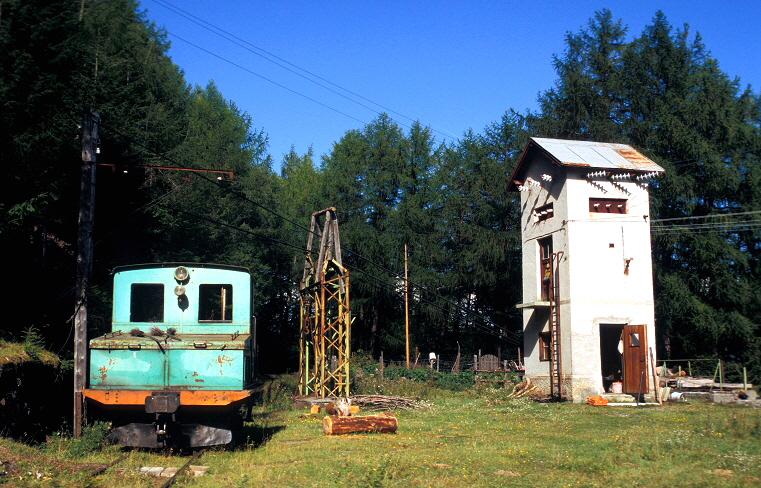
[299,208,350,397]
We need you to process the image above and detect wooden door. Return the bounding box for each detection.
[622,324,647,395]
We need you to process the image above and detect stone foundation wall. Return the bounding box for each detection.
[525,374,605,402]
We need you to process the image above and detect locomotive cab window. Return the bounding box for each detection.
[130,284,164,322]
[198,284,233,322]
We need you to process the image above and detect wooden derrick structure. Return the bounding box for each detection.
[299,208,351,398]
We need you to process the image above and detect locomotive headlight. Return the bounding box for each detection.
[174,266,189,282]
[174,285,186,296]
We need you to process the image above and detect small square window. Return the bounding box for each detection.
[533,203,554,223]
[590,198,627,214]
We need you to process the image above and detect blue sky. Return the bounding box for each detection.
[142,0,760,167]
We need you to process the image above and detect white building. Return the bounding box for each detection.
[508,138,664,402]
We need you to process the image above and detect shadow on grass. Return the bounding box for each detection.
[236,413,287,449]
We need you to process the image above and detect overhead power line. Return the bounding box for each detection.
[651,210,761,223]
[98,122,317,237]
[341,261,521,345]
[100,122,516,342]
[167,32,368,127]
[148,0,458,141]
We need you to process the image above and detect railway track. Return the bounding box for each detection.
[160,449,206,488]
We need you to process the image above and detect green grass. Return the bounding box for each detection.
[1,390,760,487]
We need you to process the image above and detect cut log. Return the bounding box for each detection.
[322,414,398,435]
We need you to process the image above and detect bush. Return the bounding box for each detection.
[350,351,382,377]
[21,327,60,367]
[44,421,111,458]
[350,364,482,398]
[259,375,298,412]
[351,373,439,399]
[381,366,476,391]
[434,370,475,391]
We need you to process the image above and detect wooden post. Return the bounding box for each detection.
[649,347,662,405]
[451,342,461,373]
[74,107,99,439]
[710,361,720,392]
[404,244,410,369]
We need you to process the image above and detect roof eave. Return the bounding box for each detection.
[507,138,562,192]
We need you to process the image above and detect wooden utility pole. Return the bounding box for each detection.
[74,107,99,438]
[404,244,410,369]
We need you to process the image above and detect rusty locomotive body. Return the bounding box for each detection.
[83,263,257,448]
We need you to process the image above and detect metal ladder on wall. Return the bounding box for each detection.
[548,251,564,400]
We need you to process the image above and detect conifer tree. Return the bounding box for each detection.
[527,9,761,381]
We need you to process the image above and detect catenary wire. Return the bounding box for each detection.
[159,201,520,344]
[341,261,521,345]
[99,121,518,338]
[166,32,368,127]
[148,0,458,141]
[99,123,519,342]
[99,122,757,344]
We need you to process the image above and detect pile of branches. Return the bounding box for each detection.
[351,395,432,410]
[507,378,538,398]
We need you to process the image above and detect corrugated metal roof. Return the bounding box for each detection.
[531,137,665,172]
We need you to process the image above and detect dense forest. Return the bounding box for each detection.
[1,1,759,383]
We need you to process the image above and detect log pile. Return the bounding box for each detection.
[322,414,398,435]
[350,395,431,410]
[507,378,538,398]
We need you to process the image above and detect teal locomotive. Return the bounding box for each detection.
[83,264,257,448]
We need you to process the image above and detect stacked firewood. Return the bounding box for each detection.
[350,395,432,410]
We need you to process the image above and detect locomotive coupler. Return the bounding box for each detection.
[145,391,180,414]
[145,392,181,442]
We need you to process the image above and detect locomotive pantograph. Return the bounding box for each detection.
[82,263,257,448]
